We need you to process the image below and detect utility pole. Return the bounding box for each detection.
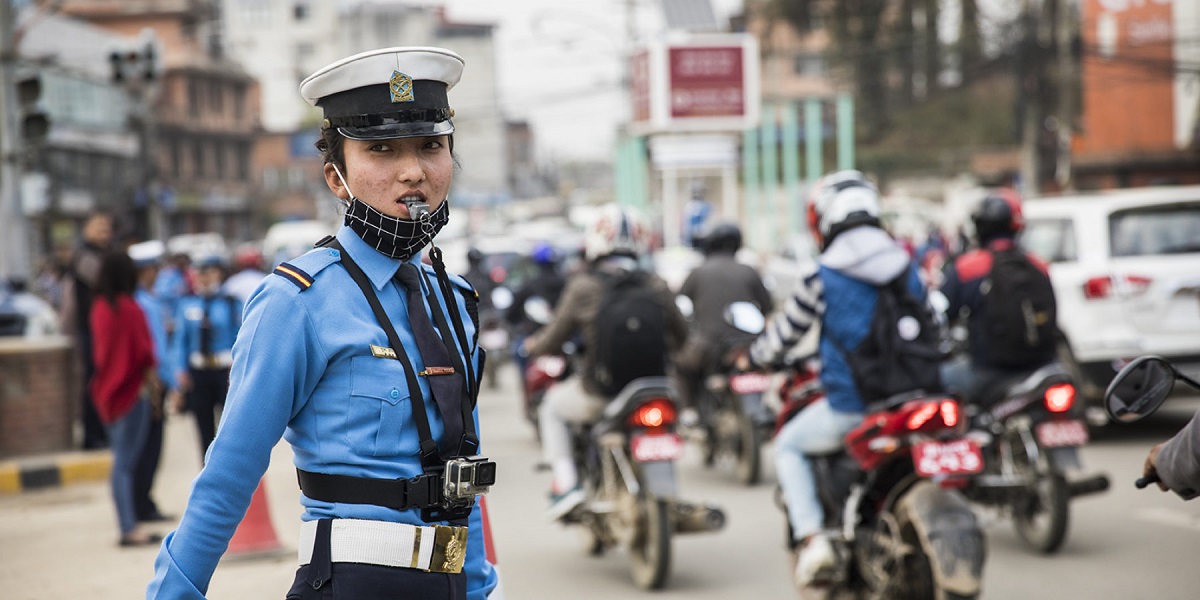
[0,0,31,282]
[1054,0,1075,191]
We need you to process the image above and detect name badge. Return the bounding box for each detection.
[370,344,397,359]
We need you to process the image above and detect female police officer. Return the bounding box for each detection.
[148,47,498,599]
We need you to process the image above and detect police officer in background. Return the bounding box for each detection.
[148,47,497,599]
[166,254,241,463]
[128,241,175,523]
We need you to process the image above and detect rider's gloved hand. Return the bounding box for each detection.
[1144,443,1170,492]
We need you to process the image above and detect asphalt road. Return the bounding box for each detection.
[3,365,1199,599]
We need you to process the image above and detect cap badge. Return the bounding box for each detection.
[389,70,414,103]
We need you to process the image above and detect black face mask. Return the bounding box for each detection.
[344,198,450,261]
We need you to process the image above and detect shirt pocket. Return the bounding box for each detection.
[346,355,418,458]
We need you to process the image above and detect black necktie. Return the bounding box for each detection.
[199,295,213,357]
[395,263,465,452]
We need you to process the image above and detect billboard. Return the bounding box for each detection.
[629,34,759,134]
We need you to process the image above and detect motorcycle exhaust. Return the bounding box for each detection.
[672,501,726,534]
[1068,474,1110,498]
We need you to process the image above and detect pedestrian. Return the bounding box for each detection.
[221,244,268,304]
[90,250,162,547]
[129,240,175,523]
[148,47,498,599]
[167,254,240,463]
[60,211,115,450]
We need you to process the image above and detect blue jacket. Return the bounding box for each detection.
[147,227,497,599]
[136,287,174,389]
[750,226,924,413]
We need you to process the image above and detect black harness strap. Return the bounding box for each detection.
[418,265,480,456]
[428,246,479,392]
[296,468,442,512]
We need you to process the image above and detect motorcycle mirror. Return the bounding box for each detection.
[724,301,765,334]
[675,295,694,320]
[1104,355,1177,423]
[491,286,514,311]
[524,296,553,325]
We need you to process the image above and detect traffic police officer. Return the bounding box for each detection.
[168,253,241,463]
[147,47,498,599]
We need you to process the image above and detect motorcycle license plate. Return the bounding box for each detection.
[912,439,984,477]
[631,433,683,462]
[1035,420,1089,448]
[730,373,772,394]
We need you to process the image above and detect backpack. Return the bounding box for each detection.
[837,273,944,405]
[977,249,1058,367]
[588,270,669,397]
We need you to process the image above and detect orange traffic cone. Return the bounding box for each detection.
[480,496,506,599]
[226,479,284,559]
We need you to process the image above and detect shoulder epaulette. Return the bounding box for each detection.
[273,262,315,291]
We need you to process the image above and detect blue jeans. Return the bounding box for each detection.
[106,398,151,536]
[774,399,863,543]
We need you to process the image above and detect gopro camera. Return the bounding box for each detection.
[442,456,497,509]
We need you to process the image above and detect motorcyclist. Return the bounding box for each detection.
[507,242,567,381]
[463,247,497,315]
[676,221,773,425]
[523,203,688,520]
[736,170,930,587]
[938,190,1056,404]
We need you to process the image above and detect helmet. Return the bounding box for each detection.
[584,203,646,261]
[531,242,557,266]
[195,253,227,270]
[699,221,742,255]
[806,170,881,249]
[466,247,484,265]
[233,244,263,271]
[971,189,1024,243]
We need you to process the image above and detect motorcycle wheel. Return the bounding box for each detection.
[1008,433,1070,553]
[735,408,762,486]
[628,496,672,590]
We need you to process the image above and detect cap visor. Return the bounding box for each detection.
[338,120,454,141]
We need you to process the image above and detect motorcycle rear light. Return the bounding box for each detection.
[628,398,676,429]
[1083,275,1152,299]
[940,401,959,427]
[906,402,940,430]
[1044,383,1075,413]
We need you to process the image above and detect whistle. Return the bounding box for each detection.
[405,201,432,220]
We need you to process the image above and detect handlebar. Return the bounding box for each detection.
[1135,474,1159,489]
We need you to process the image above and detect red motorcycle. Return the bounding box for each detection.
[773,360,987,599]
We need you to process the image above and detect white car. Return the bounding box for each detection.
[1022,186,1200,405]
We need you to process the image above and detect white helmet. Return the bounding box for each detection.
[584,203,647,261]
[806,169,881,248]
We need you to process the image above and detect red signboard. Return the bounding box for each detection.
[668,46,744,119]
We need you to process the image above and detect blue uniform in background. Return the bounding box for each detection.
[170,288,241,462]
[147,226,497,599]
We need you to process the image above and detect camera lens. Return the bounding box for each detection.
[476,462,497,486]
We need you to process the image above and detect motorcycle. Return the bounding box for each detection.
[689,301,776,485]
[478,287,514,390]
[1103,355,1200,498]
[951,363,1110,554]
[556,376,726,590]
[518,296,565,437]
[773,360,987,599]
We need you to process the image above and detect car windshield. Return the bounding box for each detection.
[1109,202,1200,257]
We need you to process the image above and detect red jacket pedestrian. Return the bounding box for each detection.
[90,294,156,424]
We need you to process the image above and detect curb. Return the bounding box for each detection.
[0,451,113,494]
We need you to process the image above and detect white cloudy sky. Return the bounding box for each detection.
[443,0,745,162]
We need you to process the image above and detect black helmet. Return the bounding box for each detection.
[700,222,742,255]
[467,247,484,265]
[971,189,1024,243]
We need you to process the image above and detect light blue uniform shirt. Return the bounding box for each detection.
[147,227,496,599]
[169,291,242,382]
[135,287,174,388]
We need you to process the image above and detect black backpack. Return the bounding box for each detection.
[588,270,669,397]
[977,249,1058,367]
[836,272,944,405]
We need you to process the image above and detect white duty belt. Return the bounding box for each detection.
[298,519,468,574]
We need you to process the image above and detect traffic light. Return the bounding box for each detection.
[109,41,158,83]
[16,75,49,149]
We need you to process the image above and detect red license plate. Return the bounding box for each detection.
[912,439,984,477]
[631,433,683,462]
[1035,420,1089,447]
[730,373,772,394]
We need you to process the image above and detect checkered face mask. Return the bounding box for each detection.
[344,198,450,261]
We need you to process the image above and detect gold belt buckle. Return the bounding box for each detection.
[428,525,468,573]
